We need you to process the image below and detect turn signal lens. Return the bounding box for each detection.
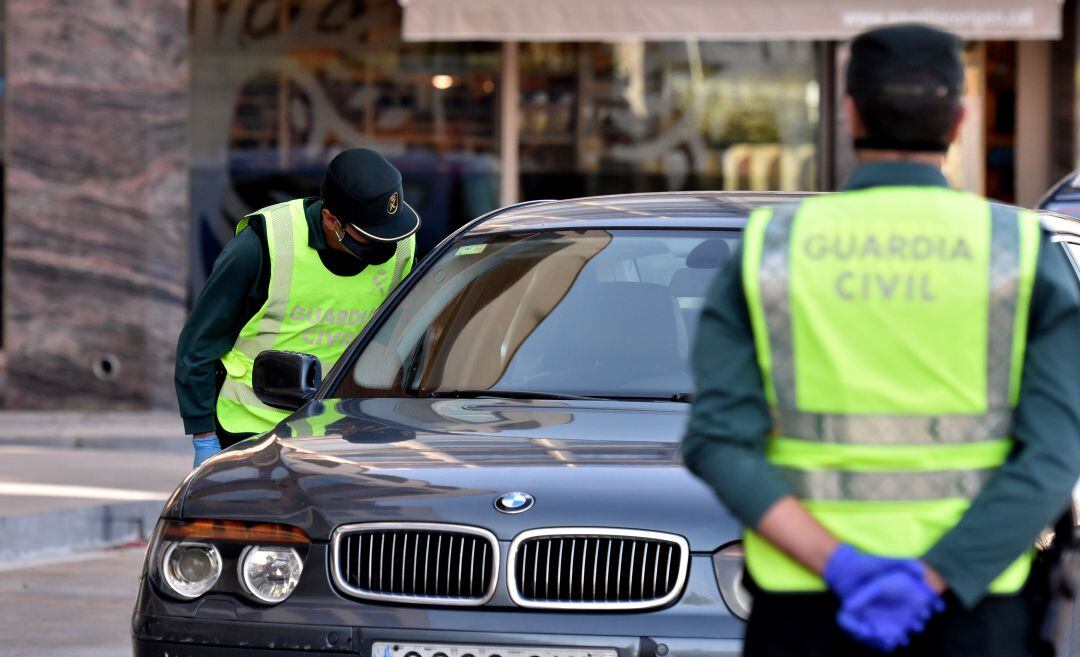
[162,542,222,599]
[712,541,753,620]
[240,546,304,603]
[161,519,309,545]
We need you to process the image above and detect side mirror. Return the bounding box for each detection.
[252,351,322,411]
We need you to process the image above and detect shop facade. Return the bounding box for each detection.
[189,0,823,292]
[2,0,1079,409]
[188,0,1075,287]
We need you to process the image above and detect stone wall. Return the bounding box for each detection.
[5,0,190,409]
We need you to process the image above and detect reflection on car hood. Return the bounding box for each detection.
[178,398,740,551]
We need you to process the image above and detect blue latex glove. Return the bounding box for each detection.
[823,544,925,600]
[192,434,221,468]
[837,568,945,652]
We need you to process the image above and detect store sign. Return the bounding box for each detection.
[401,0,1065,42]
[839,8,1040,33]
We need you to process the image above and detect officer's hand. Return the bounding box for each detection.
[837,568,945,652]
[823,544,925,600]
[192,433,222,468]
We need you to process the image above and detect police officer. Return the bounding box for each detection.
[682,25,1080,656]
[176,148,418,467]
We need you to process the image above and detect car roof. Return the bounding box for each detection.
[468,191,815,234]
[467,190,1080,241]
[1039,170,1080,208]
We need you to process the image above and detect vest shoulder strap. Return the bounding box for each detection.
[234,199,301,236]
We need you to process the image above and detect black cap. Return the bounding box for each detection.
[846,24,964,152]
[847,24,963,102]
[320,148,420,243]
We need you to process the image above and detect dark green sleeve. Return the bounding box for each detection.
[924,232,1080,607]
[174,227,264,435]
[680,245,793,526]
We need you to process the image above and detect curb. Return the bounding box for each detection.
[0,500,166,564]
[0,435,190,453]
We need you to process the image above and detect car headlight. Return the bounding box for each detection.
[712,541,753,620]
[240,546,304,603]
[148,519,310,603]
[161,542,222,599]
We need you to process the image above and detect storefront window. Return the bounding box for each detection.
[190,5,824,300]
[518,41,820,199]
[190,0,501,296]
[943,43,989,197]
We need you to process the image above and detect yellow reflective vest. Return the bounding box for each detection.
[740,188,1041,593]
[216,199,415,436]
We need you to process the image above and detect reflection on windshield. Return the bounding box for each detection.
[337,230,738,401]
[429,232,609,390]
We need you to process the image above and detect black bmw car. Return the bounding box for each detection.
[133,192,1080,657]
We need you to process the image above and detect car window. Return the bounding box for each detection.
[1043,201,1080,219]
[334,229,740,401]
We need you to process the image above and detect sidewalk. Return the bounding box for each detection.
[0,411,192,564]
[0,546,146,656]
[0,410,188,452]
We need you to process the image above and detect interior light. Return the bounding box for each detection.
[431,74,454,90]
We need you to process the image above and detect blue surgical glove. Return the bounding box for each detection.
[837,568,945,653]
[823,544,924,600]
[192,434,221,468]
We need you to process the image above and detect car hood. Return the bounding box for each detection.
[175,398,740,551]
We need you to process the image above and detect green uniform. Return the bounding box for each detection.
[216,199,414,435]
[682,162,1080,607]
[175,198,413,443]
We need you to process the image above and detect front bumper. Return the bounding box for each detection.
[132,616,742,657]
[134,544,743,657]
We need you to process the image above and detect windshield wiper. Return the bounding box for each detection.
[425,389,601,401]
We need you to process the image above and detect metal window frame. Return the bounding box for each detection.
[506,527,690,611]
[330,522,500,606]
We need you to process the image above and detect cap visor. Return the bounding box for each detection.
[350,201,421,243]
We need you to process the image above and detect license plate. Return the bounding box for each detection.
[372,642,618,657]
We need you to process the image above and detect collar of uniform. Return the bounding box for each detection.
[303,197,327,250]
[842,161,950,192]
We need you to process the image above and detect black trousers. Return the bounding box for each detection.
[744,589,1038,657]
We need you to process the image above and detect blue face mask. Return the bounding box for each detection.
[335,222,397,265]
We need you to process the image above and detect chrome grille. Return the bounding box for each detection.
[507,528,690,610]
[331,523,498,605]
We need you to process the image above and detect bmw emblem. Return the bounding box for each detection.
[495,492,534,514]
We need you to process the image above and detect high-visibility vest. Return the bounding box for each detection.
[740,187,1041,593]
[216,199,415,436]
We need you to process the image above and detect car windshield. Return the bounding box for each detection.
[334,229,740,401]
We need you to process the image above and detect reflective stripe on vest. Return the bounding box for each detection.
[740,189,1041,593]
[216,199,415,436]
